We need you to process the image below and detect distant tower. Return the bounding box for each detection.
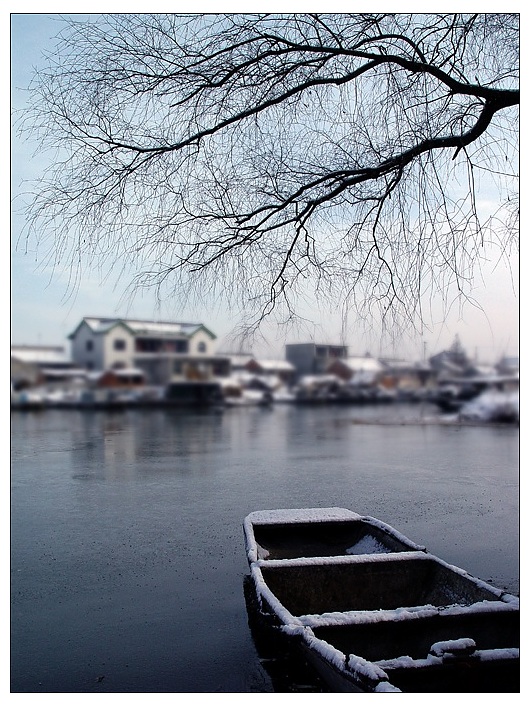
[450,334,464,356]
[449,335,469,367]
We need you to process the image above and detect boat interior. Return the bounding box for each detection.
[312,609,519,661]
[251,519,417,560]
[259,555,503,615]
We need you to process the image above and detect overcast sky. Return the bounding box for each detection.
[9,11,520,363]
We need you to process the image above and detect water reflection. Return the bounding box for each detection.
[66,409,228,478]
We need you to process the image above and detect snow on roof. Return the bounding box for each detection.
[226,353,254,366]
[11,345,71,365]
[230,371,283,389]
[40,368,87,378]
[79,317,208,338]
[298,374,340,386]
[113,368,146,377]
[128,320,204,337]
[339,357,384,372]
[86,371,104,381]
[381,359,430,371]
[86,367,146,379]
[251,359,295,371]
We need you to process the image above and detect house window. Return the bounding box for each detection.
[136,338,161,353]
[114,339,126,351]
[86,340,93,351]
[198,341,206,353]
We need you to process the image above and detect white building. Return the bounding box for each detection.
[11,344,72,368]
[68,317,230,384]
[11,344,85,388]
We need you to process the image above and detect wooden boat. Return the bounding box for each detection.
[243,508,519,693]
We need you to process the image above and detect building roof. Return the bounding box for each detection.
[380,359,431,372]
[220,353,254,367]
[69,317,216,340]
[285,342,348,349]
[11,345,71,366]
[249,359,295,371]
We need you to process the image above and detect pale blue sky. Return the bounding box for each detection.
[9,12,520,362]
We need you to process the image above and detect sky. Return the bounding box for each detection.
[8,10,521,364]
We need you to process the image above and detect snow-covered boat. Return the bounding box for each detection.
[243,508,519,693]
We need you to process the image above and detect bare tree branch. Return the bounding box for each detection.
[16,13,519,334]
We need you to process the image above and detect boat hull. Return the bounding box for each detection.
[243,508,519,693]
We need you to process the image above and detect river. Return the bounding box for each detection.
[10,403,519,693]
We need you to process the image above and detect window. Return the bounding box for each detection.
[114,339,126,351]
[198,341,207,353]
[136,338,161,352]
[86,340,93,351]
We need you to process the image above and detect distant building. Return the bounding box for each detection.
[327,356,384,385]
[11,344,72,368]
[429,336,477,378]
[88,368,147,388]
[11,344,82,389]
[496,356,519,376]
[218,352,254,374]
[378,359,434,394]
[68,317,230,384]
[285,343,348,377]
[245,358,296,386]
[11,356,42,390]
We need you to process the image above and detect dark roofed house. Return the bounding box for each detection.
[428,336,478,378]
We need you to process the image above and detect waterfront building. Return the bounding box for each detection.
[11,344,72,369]
[11,344,84,389]
[245,358,296,386]
[327,355,384,385]
[68,316,230,384]
[285,342,348,377]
